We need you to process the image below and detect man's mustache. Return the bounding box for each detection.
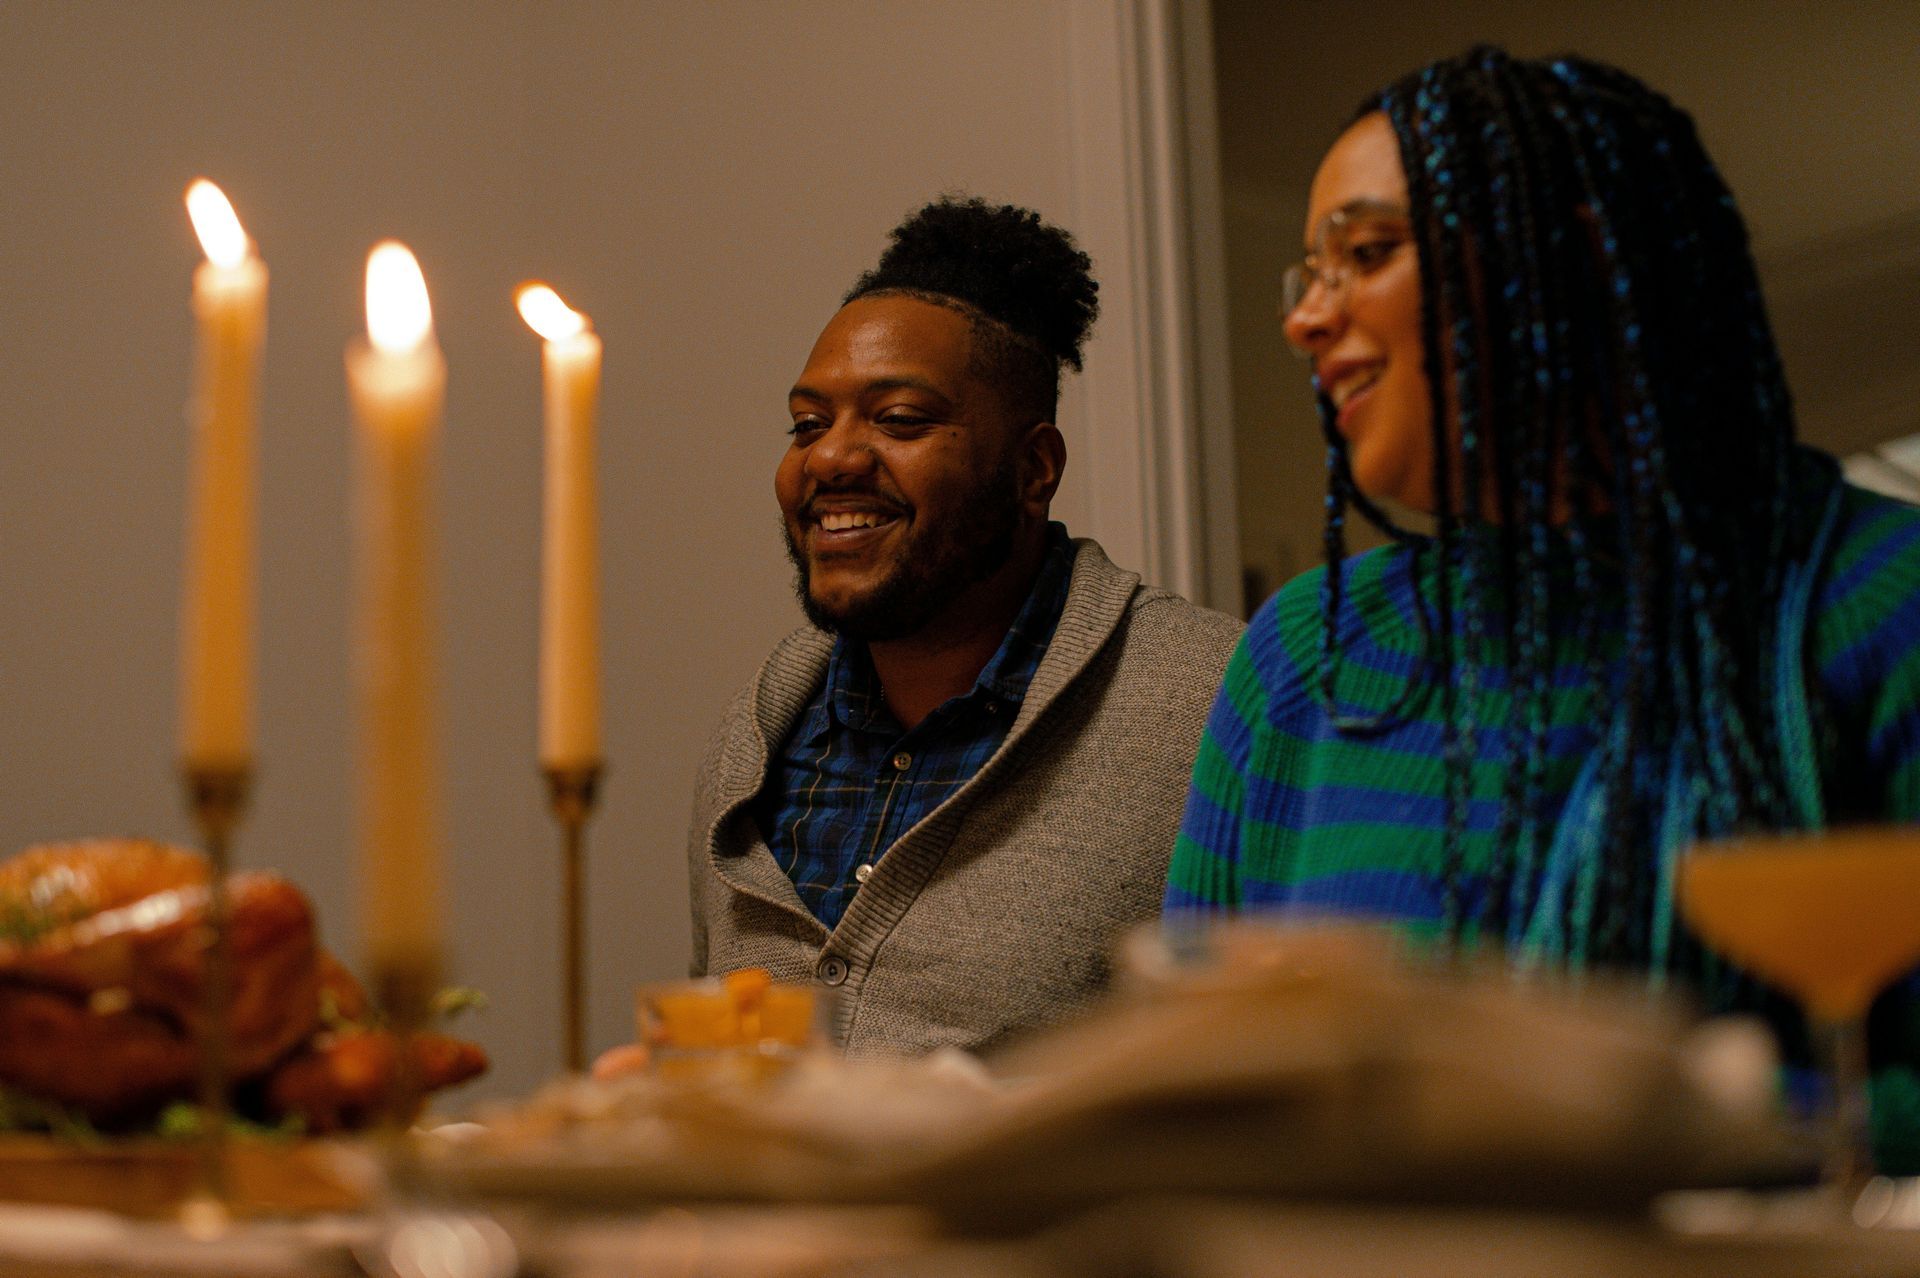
[799,487,912,521]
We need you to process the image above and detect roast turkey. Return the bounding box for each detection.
[0,838,485,1130]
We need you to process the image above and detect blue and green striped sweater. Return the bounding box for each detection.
[1167,481,1920,1170]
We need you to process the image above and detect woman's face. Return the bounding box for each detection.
[1283,112,1434,513]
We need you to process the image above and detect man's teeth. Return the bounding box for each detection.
[1329,369,1381,409]
[818,511,893,532]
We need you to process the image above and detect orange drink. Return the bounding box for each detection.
[1678,827,1920,1022]
[759,986,818,1045]
[635,968,825,1084]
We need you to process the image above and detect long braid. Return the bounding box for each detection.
[1314,387,1431,735]
[1507,61,1566,948]
[1475,53,1558,939]
[1538,75,1674,964]
[1566,63,1800,857]
[1318,47,1820,974]
[1500,55,1590,942]
[1390,73,1482,935]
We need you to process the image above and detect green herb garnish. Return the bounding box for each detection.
[151,1102,304,1144]
[430,986,489,1021]
[0,1085,103,1145]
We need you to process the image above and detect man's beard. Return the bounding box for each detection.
[784,454,1022,642]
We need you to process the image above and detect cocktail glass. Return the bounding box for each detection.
[1678,826,1920,1199]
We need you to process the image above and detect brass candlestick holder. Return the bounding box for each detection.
[362,944,439,1229]
[544,763,602,1073]
[180,762,251,1232]
[370,948,439,1130]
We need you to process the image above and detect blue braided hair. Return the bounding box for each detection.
[1314,46,1832,972]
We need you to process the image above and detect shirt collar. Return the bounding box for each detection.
[973,521,1073,705]
[820,635,889,735]
[816,521,1075,736]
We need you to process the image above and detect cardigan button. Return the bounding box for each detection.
[817,954,850,986]
[853,863,873,884]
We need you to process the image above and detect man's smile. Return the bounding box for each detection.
[819,511,889,531]
[803,497,908,554]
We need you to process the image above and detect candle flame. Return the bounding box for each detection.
[516,283,589,342]
[365,241,433,353]
[185,179,250,269]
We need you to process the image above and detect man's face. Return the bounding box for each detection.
[778,293,1028,641]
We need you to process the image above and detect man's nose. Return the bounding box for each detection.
[802,415,879,483]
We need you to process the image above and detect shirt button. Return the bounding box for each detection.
[817,954,850,986]
[853,863,873,884]
[891,751,912,771]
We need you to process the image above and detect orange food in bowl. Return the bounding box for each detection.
[637,967,820,1057]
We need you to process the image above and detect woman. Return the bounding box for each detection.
[1165,47,1920,1170]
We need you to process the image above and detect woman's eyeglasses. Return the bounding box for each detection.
[1280,200,1414,327]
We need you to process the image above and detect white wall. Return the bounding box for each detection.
[0,0,1203,1104]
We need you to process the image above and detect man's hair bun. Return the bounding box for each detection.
[847,196,1099,373]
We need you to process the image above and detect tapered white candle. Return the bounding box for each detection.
[179,180,266,772]
[347,242,445,978]
[516,283,602,770]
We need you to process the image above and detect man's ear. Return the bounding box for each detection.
[1018,422,1067,516]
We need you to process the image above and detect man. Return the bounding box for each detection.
[687,197,1242,1055]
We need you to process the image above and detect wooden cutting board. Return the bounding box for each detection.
[0,1137,366,1217]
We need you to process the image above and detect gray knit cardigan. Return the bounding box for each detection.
[685,538,1244,1055]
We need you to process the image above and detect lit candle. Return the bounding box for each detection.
[516,283,603,770]
[179,180,266,773]
[346,242,445,980]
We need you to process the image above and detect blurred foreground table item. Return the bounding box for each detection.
[6,1197,1920,1278]
[846,1196,1920,1278]
[0,1201,367,1277]
[429,923,1799,1220]
[1680,825,1920,1189]
[9,923,1910,1276]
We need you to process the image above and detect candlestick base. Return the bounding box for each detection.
[185,765,251,841]
[369,949,441,1132]
[543,762,603,1075]
[180,760,252,1221]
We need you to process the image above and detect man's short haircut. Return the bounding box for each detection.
[845,196,1099,423]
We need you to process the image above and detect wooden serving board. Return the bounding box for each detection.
[0,1136,366,1218]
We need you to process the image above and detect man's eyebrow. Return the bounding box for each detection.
[862,376,947,397]
[787,376,950,402]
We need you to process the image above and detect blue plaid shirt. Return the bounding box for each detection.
[754,524,1076,928]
